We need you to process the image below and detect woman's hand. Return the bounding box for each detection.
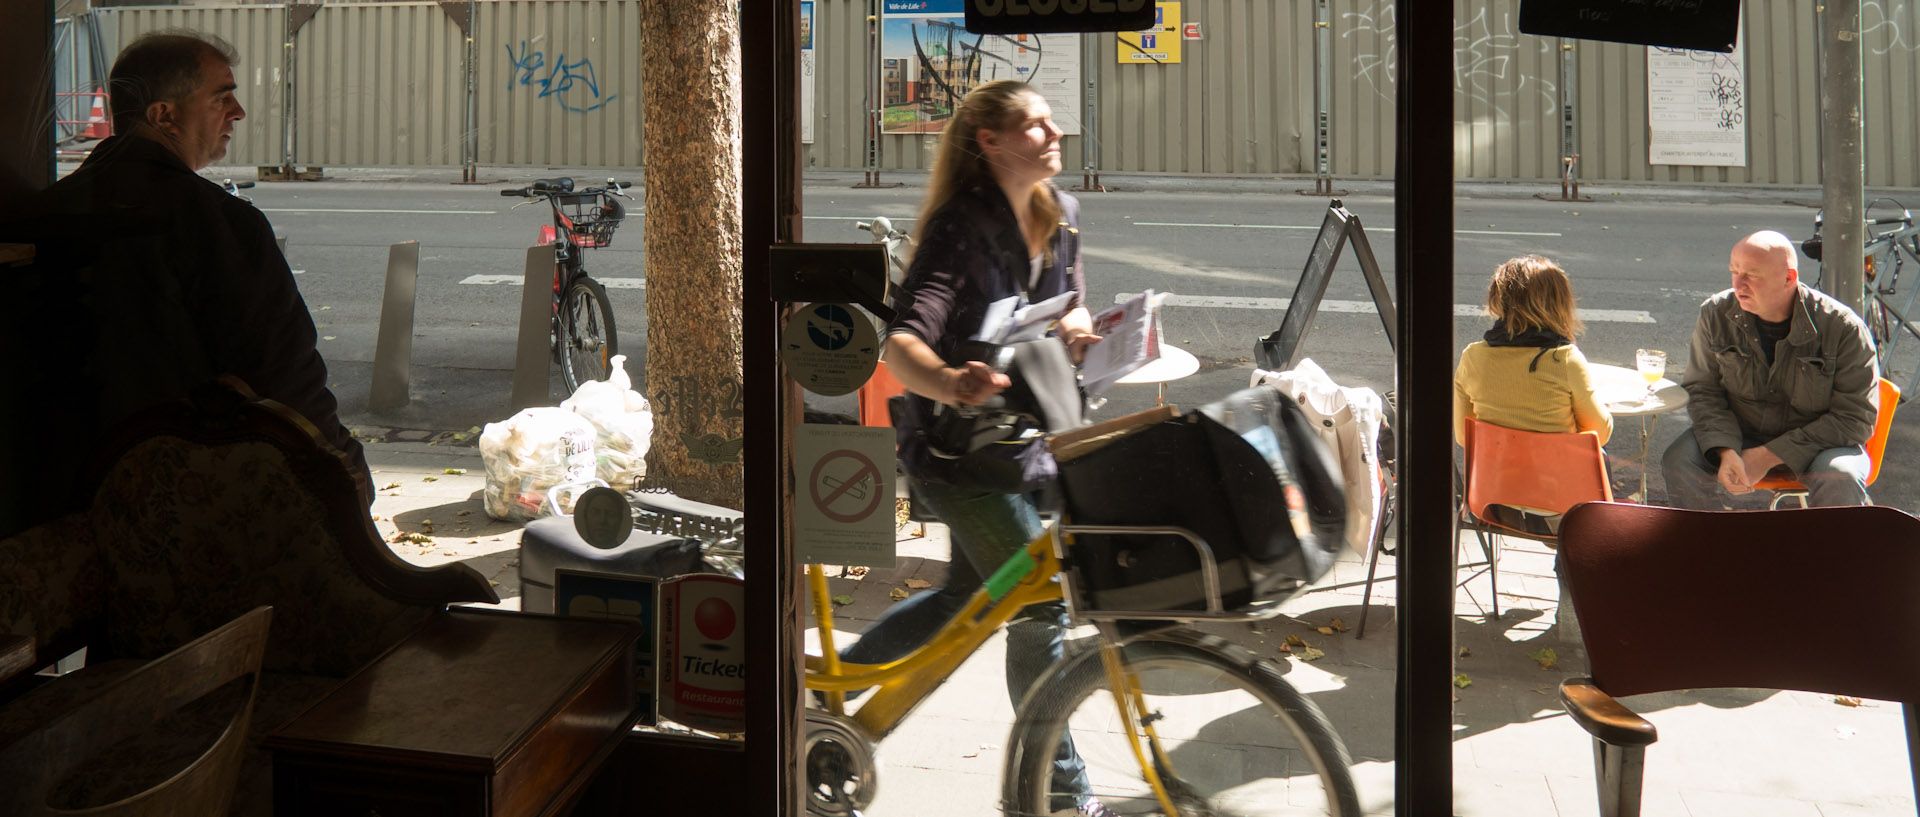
[1057,306,1102,365]
[1060,329,1104,365]
[948,361,1011,406]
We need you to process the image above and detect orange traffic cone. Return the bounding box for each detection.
[83,92,110,139]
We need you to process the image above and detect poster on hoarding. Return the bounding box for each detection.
[1646,37,1747,167]
[880,0,1081,135]
[1117,2,1181,64]
[802,1,816,143]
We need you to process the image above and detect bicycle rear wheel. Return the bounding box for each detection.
[1003,628,1360,817]
[560,276,618,392]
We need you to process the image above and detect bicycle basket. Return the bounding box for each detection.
[1052,385,1347,615]
[559,192,623,248]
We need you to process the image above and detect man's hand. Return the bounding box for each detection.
[947,361,1010,406]
[1740,445,1785,484]
[1716,448,1753,494]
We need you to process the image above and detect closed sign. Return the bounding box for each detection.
[966,0,1153,34]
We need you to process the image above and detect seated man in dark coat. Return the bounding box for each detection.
[0,31,367,537]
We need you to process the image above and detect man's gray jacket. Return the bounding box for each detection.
[1681,282,1878,472]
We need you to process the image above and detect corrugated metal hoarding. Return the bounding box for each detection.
[84,0,1920,187]
[294,2,470,167]
[474,0,645,168]
[91,5,288,168]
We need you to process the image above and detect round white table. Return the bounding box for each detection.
[1115,344,1201,405]
[1589,362,1689,502]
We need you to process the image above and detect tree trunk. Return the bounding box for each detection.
[639,0,745,508]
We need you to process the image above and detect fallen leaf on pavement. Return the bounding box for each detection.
[382,481,402,490]
[457,510,472,516]
[905,579,932,589]
[1285,634,1308,648]
[1328,618,1349,633]
[1295,646,1326,661]
[1529,648,1558,670]
[1835,696,1864,707]
[888,587,909,601]
[832,594,854,606]
[1453,674,1473,689]
[1458,647,1472,658]
[1316,626,1334,636]
[445,468,467,475]
[422,476,438,482]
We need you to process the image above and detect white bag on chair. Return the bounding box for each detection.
[1251,359,1384,556]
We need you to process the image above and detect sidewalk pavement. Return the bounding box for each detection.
[360,438,1915,817]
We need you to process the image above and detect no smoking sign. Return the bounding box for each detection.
[795,424,896,567]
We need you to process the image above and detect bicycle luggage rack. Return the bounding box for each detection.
[1055,522,1292,623]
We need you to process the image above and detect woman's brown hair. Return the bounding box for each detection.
[915,80,1060,252]
[1486,255,1583,338]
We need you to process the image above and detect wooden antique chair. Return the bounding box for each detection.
[1555,501,1920,817]
[0,607,272,816]
[0,376,497,815]
[1755,376,1900,508]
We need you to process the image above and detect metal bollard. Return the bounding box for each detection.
[510,245,555,410]
[368,241,420,412]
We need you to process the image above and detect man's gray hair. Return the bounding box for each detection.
[107,31,239,135]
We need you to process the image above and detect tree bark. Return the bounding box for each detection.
[639,0,745,508]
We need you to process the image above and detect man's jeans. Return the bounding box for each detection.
[1660,428,1870,508]
[839,479,1090,808]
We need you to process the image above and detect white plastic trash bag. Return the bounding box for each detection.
[479,407,598,521]
[560,354,654,489]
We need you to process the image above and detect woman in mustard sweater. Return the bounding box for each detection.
[1454,255,1613,447]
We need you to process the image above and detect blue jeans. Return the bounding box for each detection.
[1660,428,1870,508]
[841,479,1090,808]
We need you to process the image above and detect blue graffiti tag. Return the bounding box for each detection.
[506,41,618,114]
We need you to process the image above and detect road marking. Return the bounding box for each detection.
[1118,293,1654,324]
[261,207,495,215]
[459,274,645,290]
[1131,221,1562,238]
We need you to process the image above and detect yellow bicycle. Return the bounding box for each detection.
[802,409,1362,817]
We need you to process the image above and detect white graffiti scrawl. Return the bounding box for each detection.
[1341,2,1558,120]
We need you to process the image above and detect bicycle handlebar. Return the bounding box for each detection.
[500,178,633,198]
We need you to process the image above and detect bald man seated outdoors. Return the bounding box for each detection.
[1660,230,1880,509]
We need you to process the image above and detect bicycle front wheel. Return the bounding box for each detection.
[1003,629,1360,817]
[560,276,619,392]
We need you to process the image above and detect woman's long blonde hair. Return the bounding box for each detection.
[915,80,1060,251]
[1486,255,1583,338]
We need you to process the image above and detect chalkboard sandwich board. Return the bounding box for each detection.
[1519,0,1740,53]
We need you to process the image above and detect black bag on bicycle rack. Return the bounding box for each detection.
[1054,384,1347,614]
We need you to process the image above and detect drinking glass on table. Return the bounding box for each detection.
[1635,348,1668,398]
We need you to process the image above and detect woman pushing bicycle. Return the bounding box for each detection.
[846,79,1106,816]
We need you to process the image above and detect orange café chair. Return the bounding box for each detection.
[1753,377,1899,509]
[1455,418,1613,620]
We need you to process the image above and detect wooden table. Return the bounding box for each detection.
[1590,362,1690,502]
[265,608,641,817]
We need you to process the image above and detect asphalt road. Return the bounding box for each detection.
[226,167,1919,513]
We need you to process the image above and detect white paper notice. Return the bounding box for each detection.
[1647,38,1747,167]
[795,424,898,568]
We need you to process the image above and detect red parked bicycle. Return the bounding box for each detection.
[502,177,632,392]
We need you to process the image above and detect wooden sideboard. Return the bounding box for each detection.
[264,609,641,817]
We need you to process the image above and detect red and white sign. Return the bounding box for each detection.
[1182,21,1201,39]
[794,424,896,567]
[657,574,746,734]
